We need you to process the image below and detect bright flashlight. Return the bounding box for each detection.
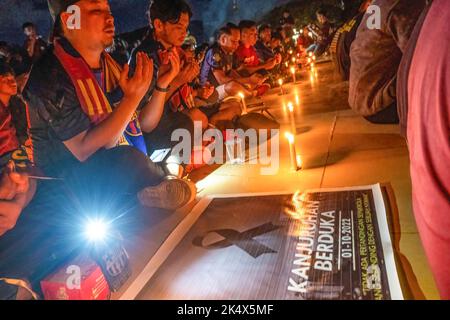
[85,219,108,242]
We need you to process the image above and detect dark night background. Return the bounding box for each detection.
[0,0,361,45]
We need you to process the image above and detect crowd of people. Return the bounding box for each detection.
[0,0,448,299]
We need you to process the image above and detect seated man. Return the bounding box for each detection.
[254,24,275,64]
[200,24,266,102]
[306,10,335,56]
[22,22,48,64]
[131,0,241,133]
[235,20,281,77]
[397,0,450,299]
[24,0,196,210]
[330,0,372,81]
[349,0,426,124]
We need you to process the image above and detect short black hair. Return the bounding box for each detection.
[147,0,193,25]
[271,32,282,41]
[258,24,271,34]
[226,22,239,31]
[239,20,257,31]
[22,22,35,30]
[316,9,327,16]
[0,61,15,77]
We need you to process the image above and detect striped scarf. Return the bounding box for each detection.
[54,40,147,155]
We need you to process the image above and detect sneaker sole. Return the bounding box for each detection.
[138,179,197,210]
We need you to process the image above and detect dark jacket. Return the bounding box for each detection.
[349,0,426,117]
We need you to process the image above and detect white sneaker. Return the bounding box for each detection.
[137,178,197,210]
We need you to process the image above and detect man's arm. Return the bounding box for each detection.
[243,57,278,74]
[0,171,36,236]
[164,61,200,103]
[64,52,153,161]
[139,50,181,133]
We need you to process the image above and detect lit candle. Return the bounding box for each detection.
[300,29,304,34]
[309,52,313,57]
[287,102,296,134]
[238,92,247,115]
[312,55,316,61]
[278,78,284,95]
[285,61,289,68]
[285,132,299,171]
[290,66,296,83]
[307,57,312,64]
[288,49,293,55]
[295,94,300,107]
[296,155,303,170]
[308,32,313,38]
[291,57,296,63]
[310,62,315,70]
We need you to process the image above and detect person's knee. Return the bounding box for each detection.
[187,109,209,130]
[225,81,242,96]
[221,101,242,118]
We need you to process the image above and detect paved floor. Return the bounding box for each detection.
[113,61,439,300]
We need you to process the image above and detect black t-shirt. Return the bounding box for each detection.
[23,43,91,176]
[129,32,162,111]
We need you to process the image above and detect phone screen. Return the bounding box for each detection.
[149,149,171,163]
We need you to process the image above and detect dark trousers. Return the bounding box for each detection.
[144,107,194,156]
[0,146,166,299]
[364,103,400,124]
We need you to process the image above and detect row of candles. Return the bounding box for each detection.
[237,91,302,171]
[279,52,317,94]
[238,51,319,172]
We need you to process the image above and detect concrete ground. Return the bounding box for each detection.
[112,61,439,300]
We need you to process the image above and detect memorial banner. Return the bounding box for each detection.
[135,184,403,300]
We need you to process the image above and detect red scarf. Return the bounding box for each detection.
[53,40,137,148]
[0,100,19,158]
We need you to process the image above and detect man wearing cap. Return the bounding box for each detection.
[23,0,196,211]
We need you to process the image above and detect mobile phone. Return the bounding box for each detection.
[150,148,171,163]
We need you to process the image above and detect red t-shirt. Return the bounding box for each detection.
[0,101,19,158]
[235,44,260,68]
[407,0,450,299]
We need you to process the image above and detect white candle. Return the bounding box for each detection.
[295,94,300,107]
[288,102,296,134]
[290,67,296,83]
[238,92,247,114]
[278,79,284,95]
[285,132,299,171]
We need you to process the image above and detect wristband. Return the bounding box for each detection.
[155,84,170,93]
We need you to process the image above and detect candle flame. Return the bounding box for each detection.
[287,102,294,112]
[238,92,245,99]
[290,67,296,74]
[309,52,313,57]
[295,95,300,105]
[278,78,283,86]
[296,155,303,168]
[285,132,294,143]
